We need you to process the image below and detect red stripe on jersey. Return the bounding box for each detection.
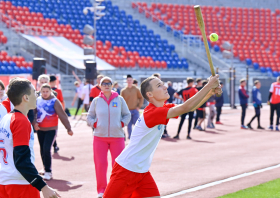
[2,98,11,112]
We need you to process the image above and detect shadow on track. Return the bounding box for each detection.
[52,153,75,161]
[191,139,215,143]
[46,179,83,192]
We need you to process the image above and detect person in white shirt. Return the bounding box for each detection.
[81,79,93,112]
[103,75,222,198]
[0,80,7,103]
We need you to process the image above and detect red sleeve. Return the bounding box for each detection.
[10,113,31,147]
[2,98,11,112]
[144,104,176,128]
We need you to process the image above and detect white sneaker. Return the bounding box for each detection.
[38,169,45,175]
[97,193,104,198]
[43,172,52,180]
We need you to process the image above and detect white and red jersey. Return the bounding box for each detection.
[116,103,176,173]
[270,82,280,104]
[2,98,14,113]
[36,96,58,128]
[0,111,35,185]
[0,103,7,121]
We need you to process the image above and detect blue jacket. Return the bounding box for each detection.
[238,86,249,105]
[167,86,176,103]
[215,91,224,107]
[252,86,262,105]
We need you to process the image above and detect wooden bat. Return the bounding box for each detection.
[194,5,222,97]
[194,5,215,76]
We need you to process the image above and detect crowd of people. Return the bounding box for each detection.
[1,71,280,198]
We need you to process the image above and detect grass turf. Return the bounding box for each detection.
[219,178,280,198]
[68,108,83,116]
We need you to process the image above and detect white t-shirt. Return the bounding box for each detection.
[0,103,7,121]
[116,103,176,173]
[82,84,93,105]
[76,83,84,99]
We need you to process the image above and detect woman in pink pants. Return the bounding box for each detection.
[87,77,131,198]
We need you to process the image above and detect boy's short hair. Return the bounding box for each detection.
[7,78,32,106]
[49,75,57,82]
[254,80,260,85]
[133,79,138,84]
[38,74,50,82]
[196,78,202,83]
[127,74,133,79]
[277,76,280,81]
[240,79,246,83]
[113,81,118,86]
[202,80,208,86]
[74,81,79,85]
[0,80,4,90]
[140,77,157,101]
[152,73,161,78]
[97,74,104,79]
[41,83,51,90]
[187,78,194,84]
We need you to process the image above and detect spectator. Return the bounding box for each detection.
[33,83,73,180]
[133,79,138,86]
[49,75,64,153]
[173,78,198,139]
[207,94,216,128]
[37,74,50,90]
[268,76,280,131]
[167,81,175,104]
[89,75,104,104]
[0,80,7,102]
[194,80,208,131]
[121,75,144,139]
[194,78,203,128]
[238,79,249,129]
[215,82,224,124]
[71,71,84,119]
[247,80,264,129]
[82,79,93,112]
[112,81,121,95]
[87,77,131,198]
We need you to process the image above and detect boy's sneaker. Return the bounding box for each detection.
[257,126,265,130]
[207,125,214,129]
[268,126,273,130]
[173,135,180,139]
[187,135,192,139]
[216,121,223,125]
[276,126,279,131]
[241,125,248,129]
[54,146,59,153]
[43,172,52,180]
[97,193,104,198]
[196,126,203,131]
[211,123,215,128]
[247,124,253,129]
[39,169,45,175]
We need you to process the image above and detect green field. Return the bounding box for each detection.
[219,178,280,198]
[68,108,83,116]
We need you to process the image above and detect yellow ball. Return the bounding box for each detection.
[209,33,218,42]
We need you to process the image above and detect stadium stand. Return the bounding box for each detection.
[0,0,189,70]
[133,2,280,77]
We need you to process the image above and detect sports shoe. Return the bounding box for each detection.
[173,135,179,139]
[43,172,52,180]
[247,124,253,129]
[257,126,264,130]
[187,135,192,139]
[241,125,248,129]
[268,126,273,130]
[54,146,59,153]
[97,193,104,198]
[211,123,215,128]
[207,125,214,129]
[216,121,223,125]
[196,126,203,131]
[39,169,45,175]
[276,126,279,131]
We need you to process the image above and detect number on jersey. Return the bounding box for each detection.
[0,139,8,165]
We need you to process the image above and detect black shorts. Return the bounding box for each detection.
[197,109,204,118]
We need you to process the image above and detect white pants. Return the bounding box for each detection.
[208,104,217,126]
